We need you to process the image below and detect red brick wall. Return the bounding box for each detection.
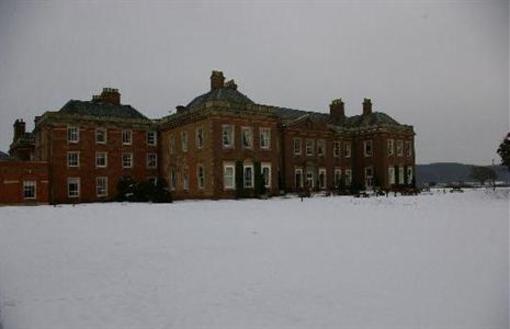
[0,161,49,204]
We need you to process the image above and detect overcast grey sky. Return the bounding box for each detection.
[0,0,508,165]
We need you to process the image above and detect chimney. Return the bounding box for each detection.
[329,98,345,123]
[210,70,225,90]
[225,79,238,90]
[13,119,26,142]
[99,88,121,105]
[363,98,372,115]
[176,105,187,114]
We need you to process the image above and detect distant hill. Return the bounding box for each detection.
[415,162,510,186]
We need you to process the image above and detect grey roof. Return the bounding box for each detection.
[0,150,11,161]
[272,107,330,122]
[58,100,148,120]
[343,112,402,127]
[186,88,254,109]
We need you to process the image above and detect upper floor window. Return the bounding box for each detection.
[67,126,79,143]
[305,139,314,156]
[67,151,80,168]
[122,153,133,168]
[317,139,325,157]
[344,142,352,158]
[147,131,157,146]
[147,153,158,169]
[169,135,175,154]
[95,152,108,168]
[181,131,188,152]
[293,137,302,155]
[396,140,404,156]
[122,129,132,145]
[95,128,107,144]
[196,127,204,149]
[364,140,373,157]
[405,141,412,157]
[197,164,205,189]
[387,139,394,156]
[23,181,36,200]
[241,127,253,149]
[260,128,271,149]
[222,125,234,148]
[333,141,341,158]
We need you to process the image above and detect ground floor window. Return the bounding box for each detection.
[23,181,36,200]
[67,177,80,198]
[334,169,342,188]
[306,169,314,189]
[295,168,303,189]
[244,164,254,188]
[223,163,235,190]
[96,177,108,197]
[318,168,327,190]
[170,168,176,191]
[399,166,405,184]
[345,169,352,186]
[388,167,395,185]
[183,168,189,191]
[406,167,413,184]
[364,167,374,188]
[197,165,205,189]
[261,163,271,188]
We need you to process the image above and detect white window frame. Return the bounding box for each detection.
[398,165,405,184]
[196,127,204,149]
[23,180,36,200]
[389,167,396,185]
[306,169,314,188]
[197,164,205,190]
[122,153,133,169]
[96,176,108,197]
[405,141,412,157]
[364,166,374,188]
[181,131,188,152]
[396,140,404,157]
[223,162,235,190]
[183,167,189,191]
[364,140,373,157]
[122,129,132,145]
[243,163,254,189]
[95,128,107,144]
[407,166,413,184]
[334,168,342,187]
[345,169,352,186]
[293,137,302,155]
[147,153,157,169]
[261,162,272,188]
[260,127,271,150]
[295,168,304,189]
[333,141,341,158]
[387,139,394,156]
[67,126,79,143]
[344,142,351,158]
[95,152,108,168]
[318,168,327,190]
[67,177,80,198]
[305,139,314,156]
[170,168,176,191]
[169,135,175,154]
[67,151,80,168]
[147,131,157,146]
[241,127,253,149]
[222,125,234,149]
[317,139,325,157]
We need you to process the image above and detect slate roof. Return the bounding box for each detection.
[272,107,330,122]
[343,112,402,127]
[0,150,11,160]
[58,100,148,120]
[186,88,254,109]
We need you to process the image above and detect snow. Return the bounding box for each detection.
[0,189,508,329]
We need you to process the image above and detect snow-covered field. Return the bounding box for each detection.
[0,189,508,329]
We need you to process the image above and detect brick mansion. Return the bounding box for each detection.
[0,71,415,204]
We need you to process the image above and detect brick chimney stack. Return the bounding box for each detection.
[211,70,225,90]
[99,88,121,105]
[329,99,345,123]
[13,119,26,142]
[363,98,372,116]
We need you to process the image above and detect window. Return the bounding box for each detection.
[196,127,204,149]
[95,152,107,168]
[147,131,157,146]
[170,168,176,191]
[122,153,133,168]
[147,153,157,169]
[389,167,396,185]
[344,142,351,158]
[23,181,36,199]
[67,177,80,198]
[305,169,314,188]
[317,139,325,157]
[197,164,205,189]
[365,167,374,188]
[305,139,314,156]
[261,163,271,188]
[318,168,327,190]
[293,138,302,155]
[67,151,80,168]
[333,141,341,158]
[260,128,271,149]
[364,140,373,157]
[95,128,107,144]
[294,168,303,189]
[334,168,342,188]
[222,125,234,148]
[183,167,189,191]
[396,140,403,156]
[241,127,253,149]
[244,164,254,188]
[406,167,413,184]
[223,162,235,190]
[181,131,188,152]
[67,126,79,143]
[96,177,108,197]
[169,135,175,154]
[122,129,132,145]
[345,169,352,186]
[405,141,412,157]
[398,166,405,184]
[387,139,394,156]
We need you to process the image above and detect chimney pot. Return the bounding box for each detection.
[363,98,372,115]
[13,119,26,142]
[98,87,121,105]
[329,98,345,123]
[210,70,225,90]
